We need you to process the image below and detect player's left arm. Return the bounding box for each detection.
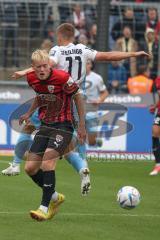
[19,96,39,125]
[95,51,150,62]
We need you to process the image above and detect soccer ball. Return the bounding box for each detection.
[117,186,141,210]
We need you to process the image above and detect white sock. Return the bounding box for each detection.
[51,191,58,202]
[79,168,89,176]
[39,205,48,213]
[12,162,20,166]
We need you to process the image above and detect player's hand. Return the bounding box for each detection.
[134,51,151,58]
[149,104,156,114]
[19,113,31,125]
[12,70,26,80]
[77,124,86,144]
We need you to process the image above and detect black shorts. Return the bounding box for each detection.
[153,114,160,126]
[29,121,74,156]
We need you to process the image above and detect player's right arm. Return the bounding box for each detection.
[12,58,56,80]
[12,67,33,79]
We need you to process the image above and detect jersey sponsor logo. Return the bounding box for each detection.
[61,49,82,55]
[67,77,74,86]
[47,85,55,93]
[43,184,53,187]
[54,134,63,148]
[56,134,63,143]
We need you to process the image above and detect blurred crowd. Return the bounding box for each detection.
[108,5,160,94]
[0,1,160,95]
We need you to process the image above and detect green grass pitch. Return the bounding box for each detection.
[0,156,160,240]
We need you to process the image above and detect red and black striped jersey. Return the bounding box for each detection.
[26,69,79,124]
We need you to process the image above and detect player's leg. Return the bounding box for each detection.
[150,119,160,175]
[25,149,61,221]
[25,127,50,220]
[65,136,91,196]
[29,148,59,221]
[2,110,40,176]
[30,124,73,221]
[86,114,103,147]
[25,152,42,184]
[87,132,103,147]
[25,128,56,221]
[1,124,34,176]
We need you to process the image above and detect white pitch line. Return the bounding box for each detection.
[0,212,159,218]
[61,213,160,218]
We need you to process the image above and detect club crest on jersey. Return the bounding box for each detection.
[48,85,55,93]
[56,134,63,143]
[67,77,74,86]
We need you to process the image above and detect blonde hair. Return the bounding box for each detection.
[31,49,50,64]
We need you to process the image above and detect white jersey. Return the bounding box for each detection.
[49,43,97,84]
[85,71,106,102]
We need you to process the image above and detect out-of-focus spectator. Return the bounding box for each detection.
[139,28,158,79]
[111,7,136,41]
[146,8,160,41]
[43,5,54,41]
[72,4,86,31]
[88,23,97,49]
[58,4,71,23]
[29,3,54,40]
[29,3,41,38]
[111,6,145,43]
[0,2,19,67]
[84,5,97,29]
[108,61,128,94]
[40,39,53,53]
[115,26,138,77]
[127,65,153,95]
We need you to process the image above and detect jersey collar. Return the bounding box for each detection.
[64,43,74,48]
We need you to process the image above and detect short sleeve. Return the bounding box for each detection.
[97,76,107,92]
[84,46,97,61]
[49,46,61,64]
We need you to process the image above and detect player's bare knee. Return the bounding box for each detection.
[25,157,40,175]
[25,164,36,175]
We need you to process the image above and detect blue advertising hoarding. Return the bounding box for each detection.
[0,102,154,153]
